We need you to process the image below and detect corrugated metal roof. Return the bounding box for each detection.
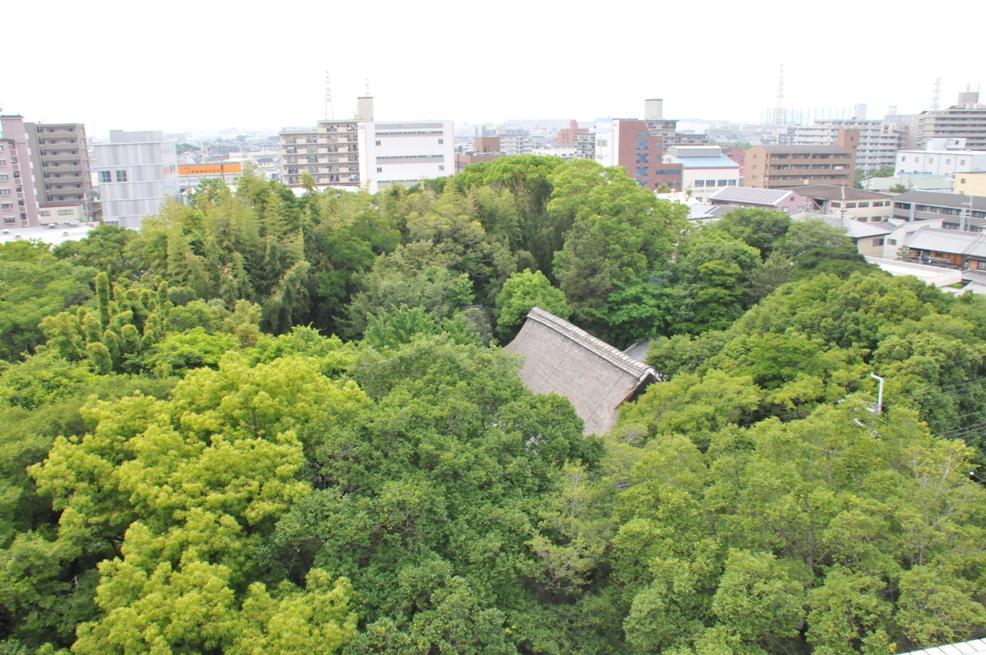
[899,638,986,655]
[707,186,792,206]
[905,227,986,257]
[791,184,891,201]
[667,155,740,169]
[844,220,893,238]
[895,190,986,211]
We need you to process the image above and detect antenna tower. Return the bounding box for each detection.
[774,64,785,126]
[931,77,941,111]
[324,71,334,120]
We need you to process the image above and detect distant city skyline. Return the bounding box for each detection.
[3,0,984,138]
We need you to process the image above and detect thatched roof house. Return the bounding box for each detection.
[505,308,660,435]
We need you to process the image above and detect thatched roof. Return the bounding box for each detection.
[505,308,660,435]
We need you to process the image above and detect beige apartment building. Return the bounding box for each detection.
[279,119,360,189]
[278,96,374,189]
[744,129,858,189]
[25,122,94,219]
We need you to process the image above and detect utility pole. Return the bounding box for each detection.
[870,373,885,414]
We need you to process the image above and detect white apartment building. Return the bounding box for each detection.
[357,121,454,193]
[93,130,178,229]
[498,132,533,156]
[785,119,905,172]
[594,119,616,167]
[895,138,986,178]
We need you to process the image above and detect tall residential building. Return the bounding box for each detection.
[0,115,41,227]
[784,119,906,172]
[499,130,532,156]
[916,91,986,151]
[24,122,94,218]
[557,120,590,146]
[357,120,455,193]
[594,118,682,191]
[279,119,360,189]
[93,130,178,229]
[744,130,858,189]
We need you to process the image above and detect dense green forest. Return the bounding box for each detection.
[1,157,984,654]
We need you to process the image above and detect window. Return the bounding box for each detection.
[115,170,127,182]
[0,160,5,166]
[58,209,74,216]
[695,180,705,187]
[376,167,382,173]
[888,239,897,245]
[0,175,6,181]
[0,189,10,196]
[438,138,444,144]
[872,238,884,246]
[375,140,381,146]
[717,179,728,186]
[438,165,444,171]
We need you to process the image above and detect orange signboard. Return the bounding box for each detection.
[178,163,242,176]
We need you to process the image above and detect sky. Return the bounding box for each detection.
[3,0,985,138]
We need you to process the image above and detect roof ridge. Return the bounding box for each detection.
[527,308,658,380]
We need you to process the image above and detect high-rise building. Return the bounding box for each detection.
[783,119,906,172]
[917,91,986,151]
[0,115,41,227]
[594,118,682,191]
[24,122,94,218]
[93,130,178,229]
[279,119,360,189]
[557,120,590,146]
[357,120,455,193]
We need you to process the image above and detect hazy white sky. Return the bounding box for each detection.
[3,0,984,137]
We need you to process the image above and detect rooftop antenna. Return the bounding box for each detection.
[931,77,941,111]
[774,64,785,126]
[324,71,333,120]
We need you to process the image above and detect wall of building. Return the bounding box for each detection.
[895,149,986,176]
[38,203,86,224]
[358,121,454,194]
[0,116,41,227]
[954,172,986,197]
[93,130,178,229]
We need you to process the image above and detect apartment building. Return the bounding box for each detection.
[0,115,41,227]
[743,129,858,189]
[279,119,360,189]
[499,131,533,156]
[783,119,905,171]
[357,120,455,193]
[24,122,94,218]
[594,118,682,191]
[92,130,178,229]
[916,92,986,151]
